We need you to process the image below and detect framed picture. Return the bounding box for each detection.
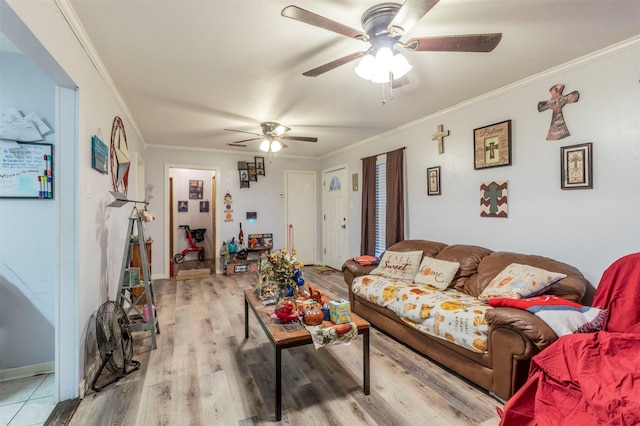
[427,166,441,196]
[189,179,203,199]
[239,169,249,182]
[473,120,512,169]
[199,200,209,212]
[248,162,257,176]
[480,181,508,218]
[178,200,188,212]
[561,142,593,189]
[237,161,248,170]
[240,180,250,189]
[255,156,265,176]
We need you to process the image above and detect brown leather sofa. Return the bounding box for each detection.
[342,240,587,401]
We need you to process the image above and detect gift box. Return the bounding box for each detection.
[329,299,352,324]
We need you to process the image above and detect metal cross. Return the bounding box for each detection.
[432,124,450,154]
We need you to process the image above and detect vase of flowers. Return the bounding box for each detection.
[259,248,304,305]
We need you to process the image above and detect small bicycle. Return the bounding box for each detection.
[173,225,206,263]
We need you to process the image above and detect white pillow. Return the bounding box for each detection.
[370,250,423,283]
[414,256,460,290]
[478,263,567,301]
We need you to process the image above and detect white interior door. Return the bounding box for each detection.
[285,171,317,265]
[323,167,348,270]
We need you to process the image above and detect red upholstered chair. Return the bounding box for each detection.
[499,253,640,425]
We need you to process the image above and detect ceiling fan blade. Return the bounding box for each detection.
[230,137,262,144]
[388,0,439,37]
[227,143,248,148]
[303,51,367,77]
[224,128,262,137]
[405,33,503,52]
[282,136,318,143]
[282,5,368,41]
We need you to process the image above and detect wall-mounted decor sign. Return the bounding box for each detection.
[480,181,508,218]
[538,84,580,140]
[189,179,203,199]
[427,166,441,196]
[561,143,592,190]
[0,142,53,198]
[91,135,109,174]
[474,120,512,170]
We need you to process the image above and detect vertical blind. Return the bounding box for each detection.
[375,155,386,257]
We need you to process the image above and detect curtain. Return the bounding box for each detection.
[385,148,404,247]
[360,155,377,255]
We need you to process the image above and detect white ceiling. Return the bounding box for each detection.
[61,0,639,157]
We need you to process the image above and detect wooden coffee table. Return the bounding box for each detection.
[244,289,370,421]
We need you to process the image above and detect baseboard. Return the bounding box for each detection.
[0,361,54,382]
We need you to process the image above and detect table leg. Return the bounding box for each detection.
[276,346,282,421]
[244,296,249,339]
[363,328,370,395]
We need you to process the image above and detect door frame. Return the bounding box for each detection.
[321,164,349,269]
[165,163,221,274]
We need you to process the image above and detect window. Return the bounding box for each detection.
[375,154,386,257]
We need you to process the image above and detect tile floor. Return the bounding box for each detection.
[0,375,55,426]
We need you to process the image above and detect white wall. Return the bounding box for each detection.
[6,0,144,396]
[320,39,640,290]
[143,146,318,276]
[0,51,55,370]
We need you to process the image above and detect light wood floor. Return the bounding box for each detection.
[69,265,502,425]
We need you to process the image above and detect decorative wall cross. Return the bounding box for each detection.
[537,83,580,140]
[431,124,450,154]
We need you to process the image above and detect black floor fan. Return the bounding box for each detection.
[90,301,140,392]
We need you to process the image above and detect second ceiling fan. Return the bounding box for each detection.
[281,0,502,82]
[225,122,318,152]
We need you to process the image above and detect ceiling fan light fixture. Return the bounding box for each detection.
[270,140,283,152]
[391,52,412,79]
[355,44,412,83]
[259,139,271,152]
[273,125,288,136]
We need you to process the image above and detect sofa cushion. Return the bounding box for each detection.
[352,275,491,353]
[414,256,460,290]
[478,263,567,301]
[435,244,494,291]
[370,250,423,283]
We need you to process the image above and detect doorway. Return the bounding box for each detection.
[166,166,219,273]
[322,166,348,270]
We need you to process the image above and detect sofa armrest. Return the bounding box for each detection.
[486,307,559,351]
[342,260,377,307]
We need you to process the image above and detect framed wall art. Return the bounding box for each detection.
[237,161,248,170]
[255,156,265,176]
[427,166,441,196]
[189,179,203,199]
[480,181,508,218]
[178,200,188,212]
[248,162,257,181]
[474,120,512,170]
[200,200,209,212]
[561,142,592,189]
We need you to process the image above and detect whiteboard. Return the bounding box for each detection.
[0,142,53,198]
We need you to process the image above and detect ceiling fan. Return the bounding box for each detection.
[225,122,318,152]
[281,0,502,82]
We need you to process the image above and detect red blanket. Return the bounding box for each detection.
[499,253,640,425]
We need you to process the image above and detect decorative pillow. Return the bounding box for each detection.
[488,296,608,336]
[370,250,423,283]
[413,256,460,290]
[478,263,567,301]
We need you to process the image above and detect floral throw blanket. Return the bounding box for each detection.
[352,275,491,353]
